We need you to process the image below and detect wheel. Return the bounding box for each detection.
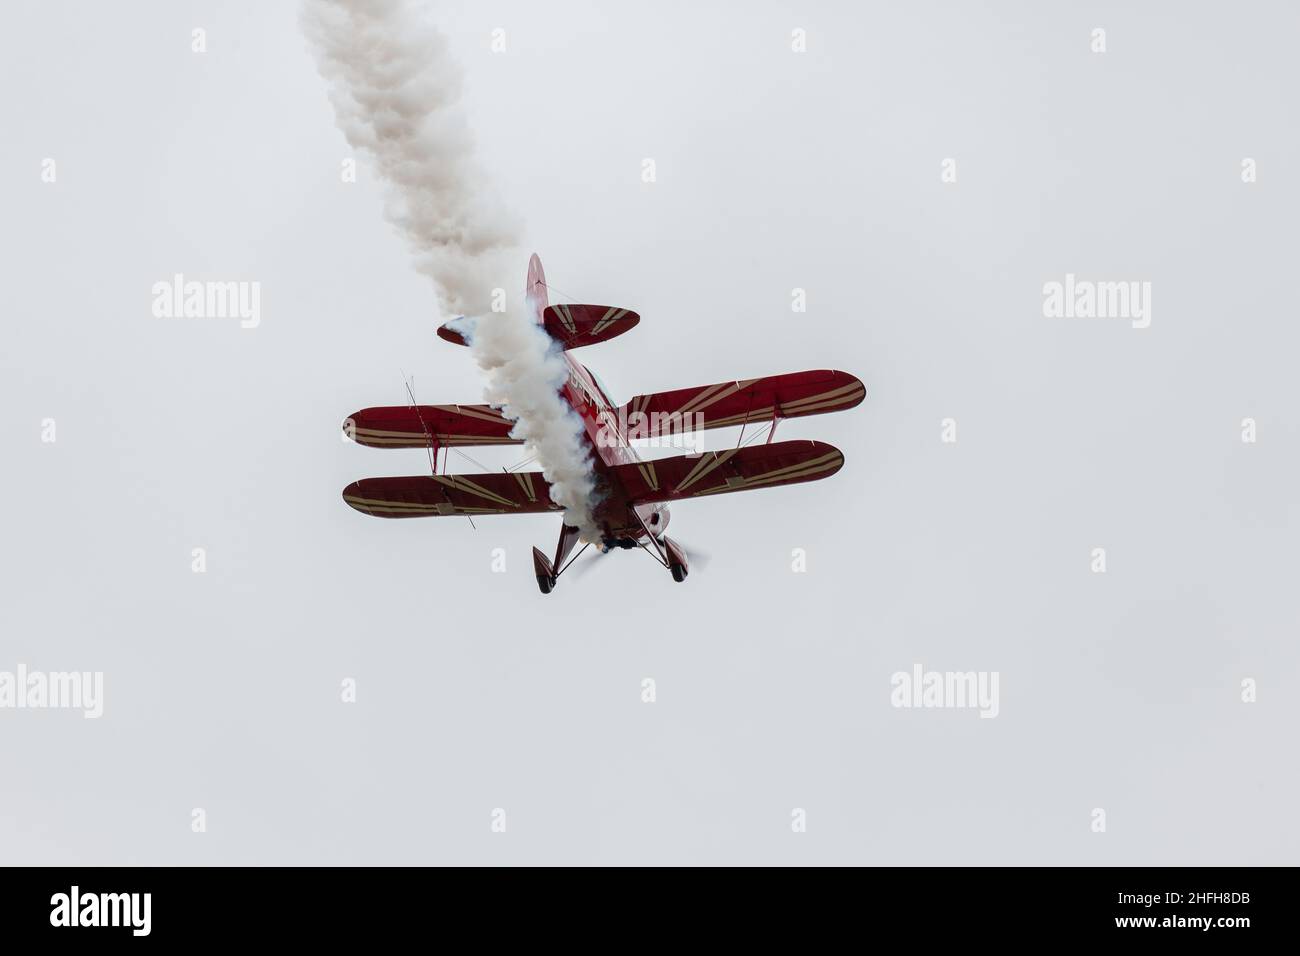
[537,574,556,594]
[670,564,688,583]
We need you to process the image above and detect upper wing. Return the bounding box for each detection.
[342,472,559,518]
[610,440,844,504]
[618,369,864,436]
[437,304,639,350]
[344,405,521,449]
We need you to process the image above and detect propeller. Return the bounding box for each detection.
[568,546,611,580]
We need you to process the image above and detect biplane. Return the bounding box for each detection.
[342,255,864,593]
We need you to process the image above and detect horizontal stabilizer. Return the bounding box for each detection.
[541,304,639,349]
[342,472,560,519]
[437,304,639,350]
[611,440,843,504]
[344,405,521,449]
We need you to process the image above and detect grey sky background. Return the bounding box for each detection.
[1,1,1296,864]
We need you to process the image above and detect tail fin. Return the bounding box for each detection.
[527,254,639,349]
[437,252,549,346]
[526,253,548,320]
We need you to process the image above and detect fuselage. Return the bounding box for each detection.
[559,353,669,543]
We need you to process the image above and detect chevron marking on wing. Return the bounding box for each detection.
[693,383,863,429]
[682,379,762,417]
[553,304,577,335]
[674,383,732,416]
[512,471,537,501]
[432,474,518,508]
[695,406,775,429]
[675,448,740,493]
[591,307,628,336]
[773,391,866,418]
[691,450,843,495]
[636,460,659,491]
[343,494,379,516]
[343,495,442,514]
[778,381,865,413]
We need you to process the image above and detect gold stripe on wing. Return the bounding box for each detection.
[351,435,431,446]
[779,380,862,408]
[741,449,844,484]
[694,383,863,430]
[353,431,520,446]
[430,404,513,426]
[440,435,522,445]
[774,389,866,418]
[342,495,380,516]
[697,406,775,430]
[512,471,537,501]
[553,304,577,335]
[779,381,865,412]
[675,383,732,416]
[675,448,740,492]
[692,452,843,495]
[591,307,628,336]
[343,495,442,513]
[589,308,616,335]
[431,474,518,508]
[693,449,842,494]
[681,379,762,418]
[353,427,432,439]
[348,501,505,516]
[636,460,659,492]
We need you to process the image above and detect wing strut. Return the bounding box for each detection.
[633,509,671,567]
[766,408,782,444]
[735,389,756,448]
[555,542,590,578]
[402,373,441,476]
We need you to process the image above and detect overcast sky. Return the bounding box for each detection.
[2,0,1297,864]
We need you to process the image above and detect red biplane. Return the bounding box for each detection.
[342,255,864,593]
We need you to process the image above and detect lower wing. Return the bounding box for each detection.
[611,440,844,503]
[342,472,559,518]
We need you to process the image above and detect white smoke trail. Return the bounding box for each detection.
[459,306,600,541]
[302,0,600,540]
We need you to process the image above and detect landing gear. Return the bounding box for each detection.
[532,545,557,596]
[532,524,581,596]
[663,536,690,584]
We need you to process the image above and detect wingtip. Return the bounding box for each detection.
[437,321,469,346]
